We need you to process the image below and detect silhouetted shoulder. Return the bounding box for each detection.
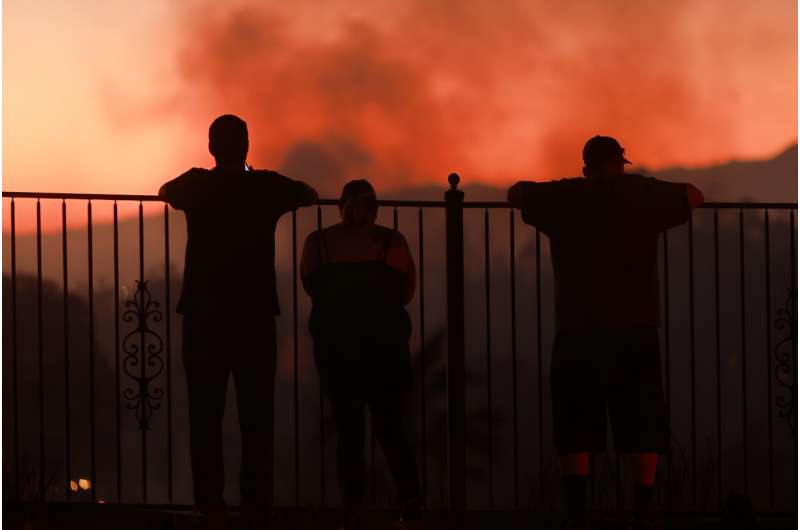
[621,173,662,187]
[250,169,287,180]
[556,177,586,186]
[185,167,211,178]
[160,167,212,210]
[384,226,409,249]
[514,177,585,234]
[623,173,692,231]
[526,177,583,190]
[248,169,314,213]
[376,225,414,275]
[304,227,324,247]
[375,224,395,236]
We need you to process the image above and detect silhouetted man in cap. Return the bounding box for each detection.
[159,114,318,530]
[508,136,703,530]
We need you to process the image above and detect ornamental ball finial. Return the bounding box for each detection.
[448,173,460,189]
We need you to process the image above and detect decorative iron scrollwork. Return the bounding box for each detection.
[774,288,797,436]
[122,280,165,431]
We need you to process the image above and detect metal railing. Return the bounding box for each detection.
[2,178,797,518]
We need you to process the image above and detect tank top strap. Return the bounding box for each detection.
[378,228,395,264]
[316,229,331,265]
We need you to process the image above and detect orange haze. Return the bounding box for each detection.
[4,0,798,205]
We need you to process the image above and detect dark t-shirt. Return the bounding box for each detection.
[161,166,307,316]
[519,174,690,331]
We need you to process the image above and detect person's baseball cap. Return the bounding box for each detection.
[582,135,631,167]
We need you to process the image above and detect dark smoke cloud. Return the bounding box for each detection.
[167,0,796,193]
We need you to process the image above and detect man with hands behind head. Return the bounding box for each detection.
[508,136,703,530]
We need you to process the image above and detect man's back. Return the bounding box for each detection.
[518,174,690,331]
[161,166,308,315]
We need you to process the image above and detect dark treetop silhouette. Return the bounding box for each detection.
[158,114,318,530]
[508,135,704,529]
[300,180,422,529]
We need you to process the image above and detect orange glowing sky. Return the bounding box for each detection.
[3,0,797,197]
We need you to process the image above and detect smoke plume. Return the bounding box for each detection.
[167,0,796,193]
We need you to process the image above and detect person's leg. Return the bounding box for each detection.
[629,453,658,486]
[560,452,591,476]
[559,453,590,521]
[328,388,368,511]
[183,314,231,508]
[629,453,658,520]
[369,388,421,520]
[232,316,278,517]
[610,328,669,521]
[551,331,608,522]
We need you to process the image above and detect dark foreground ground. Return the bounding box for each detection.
[2,505,797,530]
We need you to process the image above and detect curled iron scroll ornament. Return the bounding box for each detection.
[122,280,165,431]
[774,288,797,436]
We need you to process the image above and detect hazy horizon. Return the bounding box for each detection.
[4,0,797,197]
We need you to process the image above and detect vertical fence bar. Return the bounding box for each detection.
[484,209,494,509]
[616,452,622,512]
[535,228,544,503]
[793,209,797,409]
[11,198,19,501]
[62,199,72,502]
[790,209,796,503]
[714,209,722,510]
[588,456,594,513]
[138,202,148,503]
[164,204,174,503]
[739,209,748,498]
[445,174,466,516]
[662,231,671,513]
[509,209,519,508]
[292,209,300,507]
[37,200,45,501]
[87,201,97,502]
[764,209,774,509]
[113,202,122,502]
[688,215,697,511]
[316,205,326,507]
[418,207,428,506]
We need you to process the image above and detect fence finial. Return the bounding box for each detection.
[448,173,460,190]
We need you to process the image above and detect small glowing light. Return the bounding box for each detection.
[97,499,106,504]
[78,478,91,490]
[69,481,79,492]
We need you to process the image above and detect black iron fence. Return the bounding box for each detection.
[1,178,797,517]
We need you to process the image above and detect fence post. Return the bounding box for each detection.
[445,173,466,519]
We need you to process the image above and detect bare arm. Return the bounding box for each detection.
[297,182,319,207]
[403,248,416,305]
[686,183,704,209]
[385,232,416,305]
[300,232,319,296]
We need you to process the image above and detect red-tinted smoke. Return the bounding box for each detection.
[170,1,797,193]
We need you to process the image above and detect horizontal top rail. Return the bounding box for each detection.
[1,191,796,210]
[0,192,447,208]
[700,202,797,210]
[3,191,166,202]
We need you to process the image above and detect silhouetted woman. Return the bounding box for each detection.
[301,180,422,529]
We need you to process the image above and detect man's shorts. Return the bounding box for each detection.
[550,327,669,455]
